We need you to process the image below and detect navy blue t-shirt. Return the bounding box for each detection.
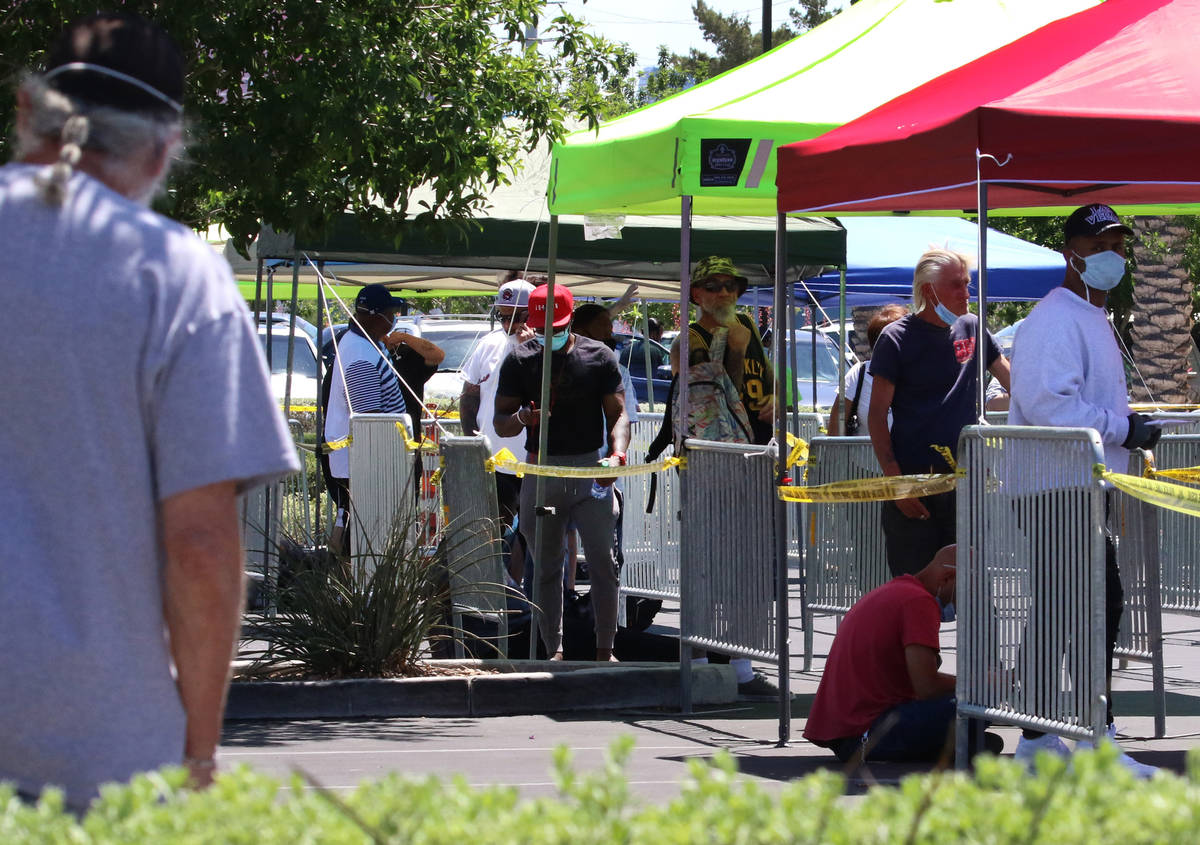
[868,313,998,474]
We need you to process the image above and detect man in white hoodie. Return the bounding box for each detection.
[1009,203,1159,777]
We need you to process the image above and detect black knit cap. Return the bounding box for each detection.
[44,12,184,116]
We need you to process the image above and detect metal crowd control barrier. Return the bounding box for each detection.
[801,435,890,671]
[1112,448,1166,737]
[240,481,281,609]
[622,413,682,606]
[955,426,1108,767]
[440,436,509,658]
[1154,434,1200,615]
[786,412,825,633]
[348,414,417,564]
[680,439,784,709]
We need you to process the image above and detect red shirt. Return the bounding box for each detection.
[803,575,941,742]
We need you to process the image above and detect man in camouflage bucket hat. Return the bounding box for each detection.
[671,255,775,444]
[670,255,779,699]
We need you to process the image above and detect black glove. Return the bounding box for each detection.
[1122,412,1162,451]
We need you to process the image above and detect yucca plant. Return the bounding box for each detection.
[242,506,518,678]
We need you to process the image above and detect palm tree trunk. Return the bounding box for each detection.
[1128,216,1195,405]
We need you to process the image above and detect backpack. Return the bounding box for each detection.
[645,328,753,512]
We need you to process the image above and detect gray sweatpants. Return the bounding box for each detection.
[518,451,620,654]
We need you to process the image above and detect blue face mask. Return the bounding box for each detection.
[929,289,960,327]
[1071,250,1126,292]
[535,329,570,352]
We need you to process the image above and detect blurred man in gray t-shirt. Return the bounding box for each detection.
[0,14,298,811]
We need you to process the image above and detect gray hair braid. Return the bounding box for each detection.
[36,114,90,206]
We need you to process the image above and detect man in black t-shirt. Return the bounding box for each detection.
[670,256,775,444]
[495,285,629,661]
[867,249,1010,576]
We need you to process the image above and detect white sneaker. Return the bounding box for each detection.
[1015,733,1072,768]
[1076,725,1157,780]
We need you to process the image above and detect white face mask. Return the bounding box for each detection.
[928,288,960,327]
[1071,250,1126,292]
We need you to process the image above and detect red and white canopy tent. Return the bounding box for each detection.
[775,0,1200,410]
[776,0,1200,217]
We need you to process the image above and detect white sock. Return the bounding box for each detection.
[731,658,754,684]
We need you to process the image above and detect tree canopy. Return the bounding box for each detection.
[1,1,629,251]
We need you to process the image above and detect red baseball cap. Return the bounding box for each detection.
[526,284,573,330]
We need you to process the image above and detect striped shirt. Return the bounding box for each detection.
[325,329,407,477]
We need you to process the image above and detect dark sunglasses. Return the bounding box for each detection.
[498,310,528,323]
[697,280,740,293]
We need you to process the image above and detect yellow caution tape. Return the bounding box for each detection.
[280,404,319,413]
[324,436,352,452]
[484,447,685,479]
[1129,403,1200,412]
[429,468,443,488]
[931,444,957,472]
[785,433,810,470]
[1150,466,1200,486]
[778,472,958,503]
[1097,465,1200,519]
[394,421,439,453]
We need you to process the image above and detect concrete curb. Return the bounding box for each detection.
[226,661,737,720]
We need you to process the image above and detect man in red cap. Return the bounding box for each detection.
[494,284,630,660]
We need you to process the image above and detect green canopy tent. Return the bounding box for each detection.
[546,0,1096,218]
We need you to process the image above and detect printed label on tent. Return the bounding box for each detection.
[700,139,752,187]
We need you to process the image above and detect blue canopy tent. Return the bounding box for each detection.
[739,216,1063,309]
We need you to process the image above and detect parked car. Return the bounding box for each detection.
[257,325,320,402]
[776,328,845,411]
[320,315,493,408]
[256,312,319,347]
[613,332,673,405]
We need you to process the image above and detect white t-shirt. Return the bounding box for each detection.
[461,329,527,469]
[325,329,407,478]
[842,360,890,436]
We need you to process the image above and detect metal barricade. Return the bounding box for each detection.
[984,411,1008,426]
[1154,435,1200,614]
[800,435,890,671]
[1112,449,1166,736]
[240,481,281,598]
[680,438,781,671]
[792,411,825,445]
[348,414,417,563]
[440,436,509,658]
[622,413,681,603]
[956,426,1108,766]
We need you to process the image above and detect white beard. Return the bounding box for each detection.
[705,303,737,325]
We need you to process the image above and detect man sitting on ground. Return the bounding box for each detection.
[804,545,1000,763]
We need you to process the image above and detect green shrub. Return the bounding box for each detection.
[244,506,510,678]
[5,740,1200,843]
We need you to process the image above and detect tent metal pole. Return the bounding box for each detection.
[787,302,800,426]
[283,261,300,417]
[837,266,847,435]
[315,261,326,545]
[809,303,818,417]
[679,195,693,714]
[976,182,990,420]
[530,216,560,660]
[958,164,990,770]
[640,298,656,411]
[773,212,792,746]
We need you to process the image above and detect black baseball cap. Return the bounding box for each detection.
[1063,204,1133,241]
[355,284,405,315]
[43,13,184,116]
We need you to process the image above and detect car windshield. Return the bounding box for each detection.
[260,334,318,378]
[789,332,842,382]
[418,326,490,371]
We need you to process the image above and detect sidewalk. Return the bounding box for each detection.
[221,569,1200,803]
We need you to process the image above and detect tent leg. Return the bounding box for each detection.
[679,195,693,713]
[774,212,792,746]
[530,215,560,660]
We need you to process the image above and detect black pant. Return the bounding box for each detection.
[881,491,956,576]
